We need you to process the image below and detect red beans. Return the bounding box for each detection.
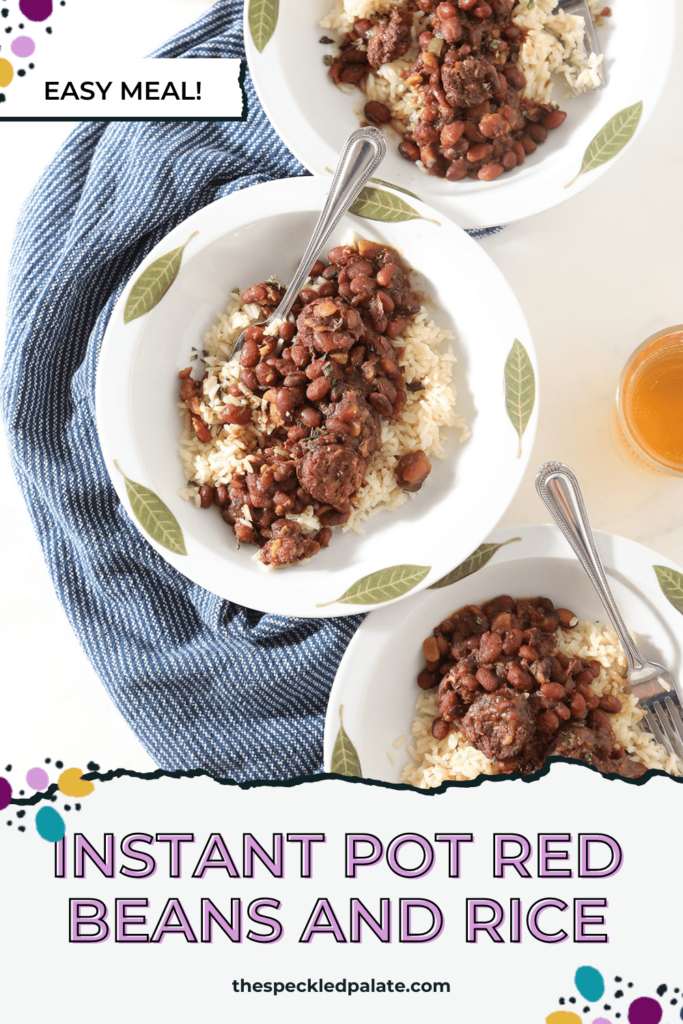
[398,141,420,162]
[542,109,567,130]
[199,485,214,509]
[240,339,260,368]
[478,162,504,181]
[242,284,267,303]
[221,403,253,426]
[309,260,325,279]
[306,377,331,402]
[298,406,321,429]
[432,718,450,741]
[526,122,548,144]
[467,142,494,163]
[214,485,228,507]
[279,321,296,342]
[599,695,622,715]
[364,100,392,125]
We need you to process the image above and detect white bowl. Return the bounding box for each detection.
[324,524,683,780]
[246,0,675,229]
[96,176,537,618]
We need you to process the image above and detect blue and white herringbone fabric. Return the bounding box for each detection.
[2,1,499,781]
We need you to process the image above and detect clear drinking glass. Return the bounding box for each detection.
[616,325,683,477]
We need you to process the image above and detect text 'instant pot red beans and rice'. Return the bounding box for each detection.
[323,0,611,183]
[177,241,467,567]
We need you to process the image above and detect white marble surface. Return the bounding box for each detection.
[1,0,681,773]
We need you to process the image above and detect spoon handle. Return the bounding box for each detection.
[270,126,387,323]
[535,461,645,671]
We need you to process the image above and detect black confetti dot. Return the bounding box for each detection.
[45,26,51,32]
[675,989,680,994]
[19,790,24,796]
[87,762,100,772]
[0,94,5,103]
[616,1015,621,1019]
[6,820,12,825]
[584,1009,590,1014]
[28,62,34,68]
[75,803,81,811]
[18,826,25,832]
[17,68,25,75]
[55,761,63,769]
[45,758,51,764]
[17,810,25,819]
[64,805,71,812]
[18,21,23,27]
[4,26,11,32]
[615,991,624,999]
[615,978,622,983]
[1,8,7,16]
[559,999,565,1006]
[604,1006,611,1011]
[658,986,668,997]
[671,1000,678,1006]
[569,998,576,1004]
[4,765,11,772]
[50,795,57,802]
[627,983,633,989]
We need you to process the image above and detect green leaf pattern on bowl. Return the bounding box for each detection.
[249,0,279,53]
[429,536,522,589]
[331,705,363,777]
[115,461,187,556]
[124,231,198,324]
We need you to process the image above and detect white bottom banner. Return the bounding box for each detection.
[1,764,680,1023]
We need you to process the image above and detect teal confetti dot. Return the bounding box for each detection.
[36,805,65,842]
[576,967,606,1003]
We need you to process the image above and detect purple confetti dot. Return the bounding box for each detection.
[11,34,34,56]
[628,999,662,1024]
[26,767,49,790]
[593,1019,612,1024]
[19,0,52,21]
[0,777,12,810]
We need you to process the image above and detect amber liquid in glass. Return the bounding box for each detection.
[620,329,683,473]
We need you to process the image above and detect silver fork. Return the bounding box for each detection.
[555,0,606,88]
[228,126,386,363]
[536,461,683,763]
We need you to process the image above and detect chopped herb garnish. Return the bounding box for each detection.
[406,380,425,393]
[528,0,535,7]
[322,362,336,378]
[190,354,198,361]
[319,35,334,44]
[323,54,334,66]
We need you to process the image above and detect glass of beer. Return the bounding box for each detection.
[616,325,683,477]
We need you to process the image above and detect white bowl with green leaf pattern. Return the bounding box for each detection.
[96,176,537,617]
[324,523,683,781]
[245,0,675,229]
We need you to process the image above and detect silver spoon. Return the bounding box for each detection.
[536,460,683,762]
[229,126,386,363]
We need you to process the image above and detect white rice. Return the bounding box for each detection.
[400,617,678,789]
[321,0,610,131]
[177,251,468,552]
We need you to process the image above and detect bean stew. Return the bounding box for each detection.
[178,241,434,567]
[419,593,648,778]
[328,0,568,183]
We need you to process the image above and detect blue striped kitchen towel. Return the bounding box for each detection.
[2,0,499,782]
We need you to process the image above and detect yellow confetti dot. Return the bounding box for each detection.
[546,1013,583,1024]
[58,767,95,798]
[0,58,14,89]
